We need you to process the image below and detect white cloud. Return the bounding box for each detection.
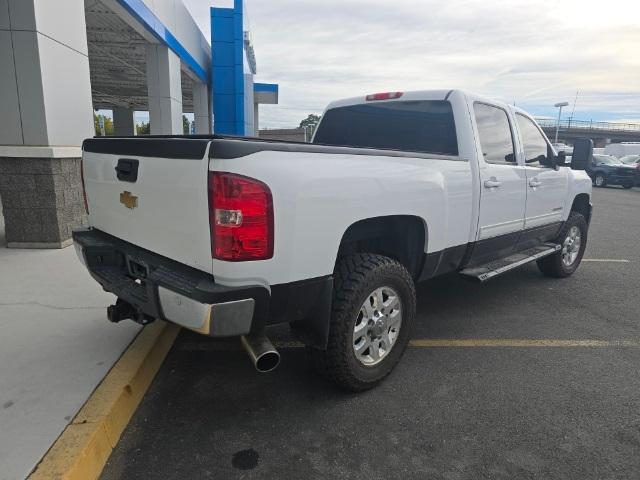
[184,0,640,128]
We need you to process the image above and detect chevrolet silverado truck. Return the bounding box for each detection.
[74,90,593,391]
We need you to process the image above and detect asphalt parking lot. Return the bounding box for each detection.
[101,186,640,480]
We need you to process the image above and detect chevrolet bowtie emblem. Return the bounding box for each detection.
[120,191,138,209]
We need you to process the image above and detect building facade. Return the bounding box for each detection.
[0,0,277,248]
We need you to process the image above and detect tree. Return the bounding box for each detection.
[136,121,150,135]
[183,115,191,135]
[299,114,321,131]
[93,113,113,136]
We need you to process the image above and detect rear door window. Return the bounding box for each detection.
[313,100,458,155]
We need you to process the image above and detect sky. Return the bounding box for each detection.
[185,0,640,129]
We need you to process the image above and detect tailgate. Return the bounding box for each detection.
[82,138,213,273]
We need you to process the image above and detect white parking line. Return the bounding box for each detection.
[582,258,630,263]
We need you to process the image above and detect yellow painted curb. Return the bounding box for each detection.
[29,321,180,480]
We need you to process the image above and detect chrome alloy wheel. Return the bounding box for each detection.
[562,225,582,267]
[595,175,605,187]
[352,286,402,366]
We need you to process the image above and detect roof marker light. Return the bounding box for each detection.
[365,92,404,101]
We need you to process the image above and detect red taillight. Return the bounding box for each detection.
[208,172,273,261]
[365,92,403,101]
[80,160,89,214]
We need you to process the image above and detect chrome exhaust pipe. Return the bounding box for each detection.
[240,335,281,373]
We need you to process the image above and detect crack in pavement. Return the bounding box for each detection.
[0,301,105,311]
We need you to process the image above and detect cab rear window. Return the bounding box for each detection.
[313,100,458,156]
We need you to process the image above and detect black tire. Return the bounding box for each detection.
[594,173,606,187]
[537,212,588,278]
[308,254,416,392]
[623,184,633,189]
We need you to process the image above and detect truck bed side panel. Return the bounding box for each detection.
[209,145,474,288]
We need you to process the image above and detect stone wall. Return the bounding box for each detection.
[0,157,87,248]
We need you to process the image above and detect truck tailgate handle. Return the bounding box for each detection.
[115,159,139,182]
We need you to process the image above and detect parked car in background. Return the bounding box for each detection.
[587,154,637,188]
[620,154,640,167]
[552,142,572,153]
[620,155,640,186]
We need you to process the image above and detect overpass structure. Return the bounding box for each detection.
[537,119,640,146]
[0,0,277,248]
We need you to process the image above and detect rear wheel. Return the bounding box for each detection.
[594,173,606,187]
[623,184,633,189]
[308,253,416,391]
[537,212,588,278]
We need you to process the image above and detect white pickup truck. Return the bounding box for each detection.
[74,90,593,391]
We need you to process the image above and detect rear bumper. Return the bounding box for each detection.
[72,228,269,337]
[72,229,333,347]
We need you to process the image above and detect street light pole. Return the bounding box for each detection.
[554,101,569,144]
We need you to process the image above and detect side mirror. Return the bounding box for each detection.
[571,138,593,170]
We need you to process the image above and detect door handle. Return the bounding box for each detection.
[484,178,502,188]
[529,178,542,188]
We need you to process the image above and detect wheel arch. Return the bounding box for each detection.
[336,215,428,280]
[570,193,592,224]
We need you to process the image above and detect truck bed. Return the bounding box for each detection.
[83,134,464,162]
